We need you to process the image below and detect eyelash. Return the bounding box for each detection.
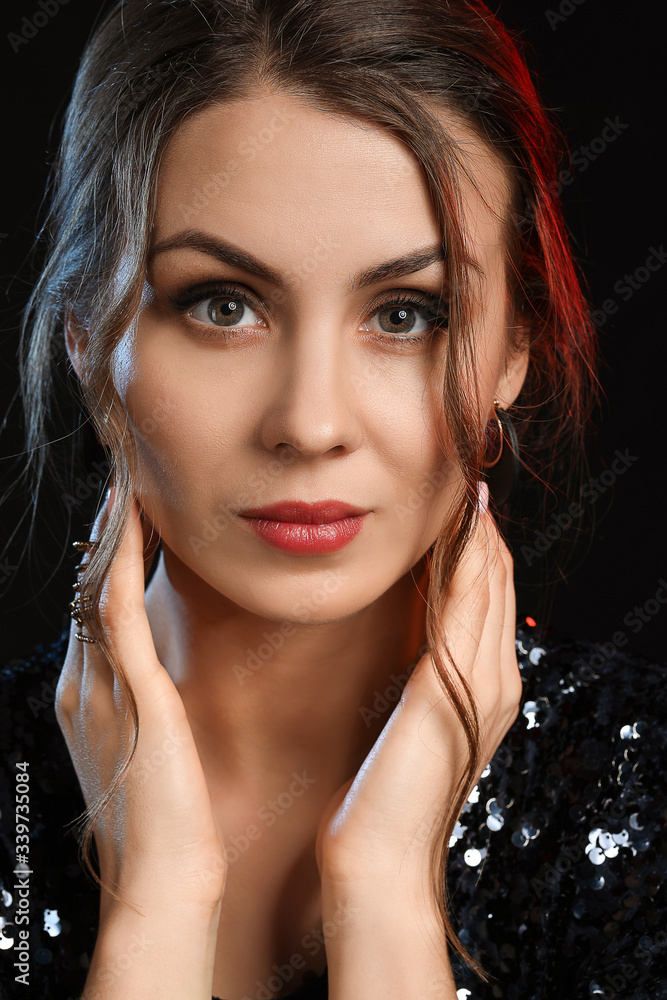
[168,281,449,347]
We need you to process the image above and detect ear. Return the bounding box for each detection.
[64,306,88,380]
[493,313,531,409]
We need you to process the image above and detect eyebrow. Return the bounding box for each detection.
[147,230,449,292]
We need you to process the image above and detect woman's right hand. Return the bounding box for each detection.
[55,489,227,921]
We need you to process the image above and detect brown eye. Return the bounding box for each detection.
[363,291,448,345]
[190,294,261,328]
[376,304,422,336]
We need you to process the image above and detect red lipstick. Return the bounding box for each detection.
[239,500,370,554]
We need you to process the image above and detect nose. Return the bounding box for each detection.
[259,316,364,458]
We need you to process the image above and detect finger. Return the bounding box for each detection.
[471,537,520,767]
[57,490,116,731]
[96,497,165,703]
[77,490,123,712]
[406,517,509,788]
[436,511,500,683]
[499,545,522,724]
[468,518,515,707]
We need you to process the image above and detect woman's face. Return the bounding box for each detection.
[104,89,526,624]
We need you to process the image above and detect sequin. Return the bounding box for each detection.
[449,819,468,847]
[522,700,539,728]
[43,908,61,937]
[1,622,666,1000]
[486,798,505,832]
[446,623,667,999]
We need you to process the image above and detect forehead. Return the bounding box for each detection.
[152,90,512,285]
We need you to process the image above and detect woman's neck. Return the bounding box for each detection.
[143,549,430,806]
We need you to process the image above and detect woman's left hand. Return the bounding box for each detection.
[315,506,523,910]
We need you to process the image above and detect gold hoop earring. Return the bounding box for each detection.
[480,400,520,507]
[480,400,504,469]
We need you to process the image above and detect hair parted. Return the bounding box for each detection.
[17,0,598,978]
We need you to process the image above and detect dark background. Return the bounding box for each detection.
[0,0,664,663]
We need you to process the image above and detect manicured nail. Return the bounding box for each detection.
[476,480,489,516]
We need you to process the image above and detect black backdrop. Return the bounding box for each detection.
[0,0,664,663]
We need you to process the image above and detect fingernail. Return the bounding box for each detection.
[105,485,116,509]
[476,480,489,516]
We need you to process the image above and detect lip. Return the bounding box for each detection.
[240,500,369,523]
[239,500,370,554]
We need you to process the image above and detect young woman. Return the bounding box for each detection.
[1,1,665,999]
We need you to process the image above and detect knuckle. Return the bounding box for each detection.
[54,674,80,725]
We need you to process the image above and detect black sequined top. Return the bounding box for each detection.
[1,620,666,999]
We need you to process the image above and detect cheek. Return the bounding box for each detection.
[113,345,241,517]
[372,374,459,550]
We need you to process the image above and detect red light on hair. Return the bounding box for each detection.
[525,616,537,627]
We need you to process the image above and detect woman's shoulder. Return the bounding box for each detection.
[448,619,667,1000]
[0,628,99,1000]
[515,616,667,715]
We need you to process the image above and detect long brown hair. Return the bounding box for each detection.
[18,0,598,978]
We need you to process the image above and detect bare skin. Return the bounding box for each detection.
[63,87,528,999]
